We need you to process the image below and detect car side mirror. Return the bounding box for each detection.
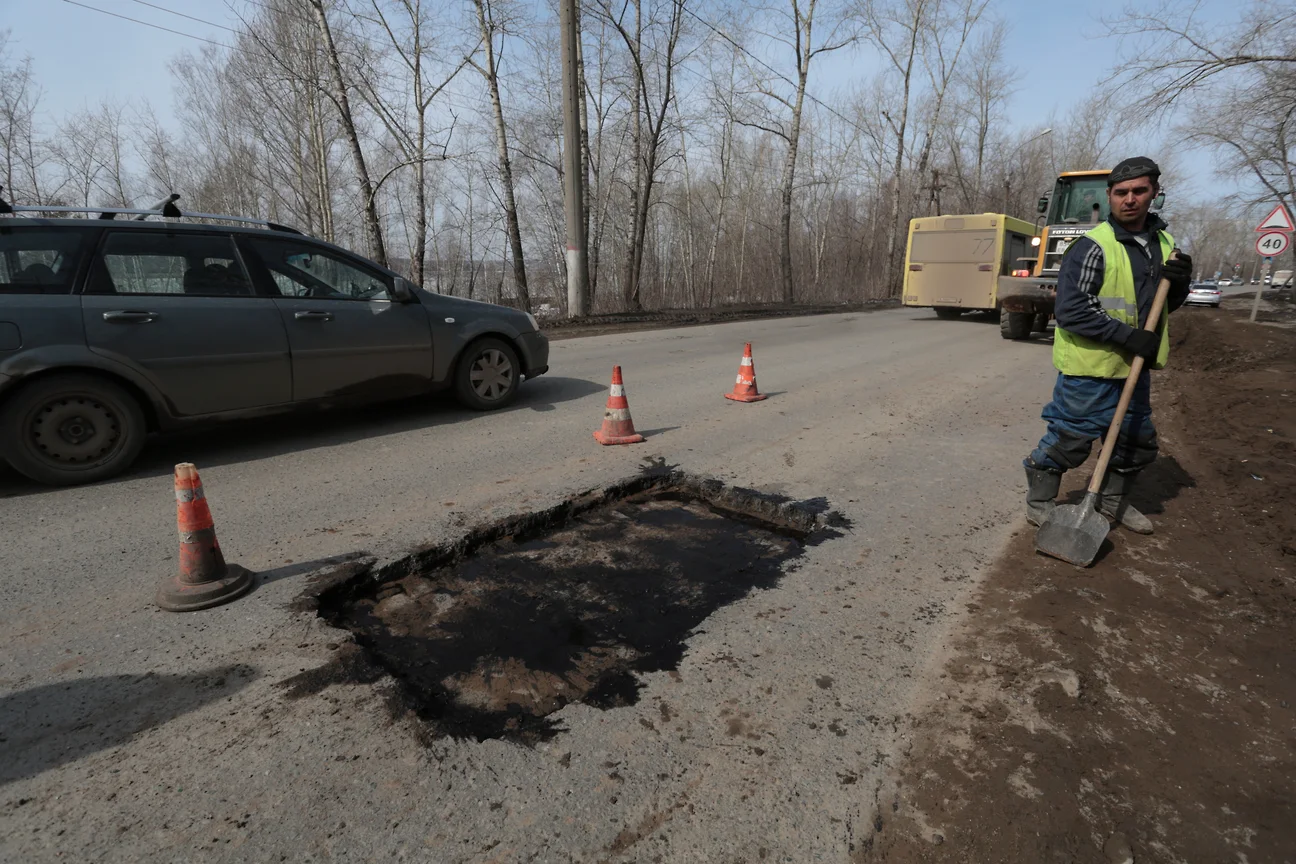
[392,277,416,303]
[1036,196,1049,214]
[1152,192,1165,210]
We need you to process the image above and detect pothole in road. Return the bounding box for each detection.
[289,469,845,745]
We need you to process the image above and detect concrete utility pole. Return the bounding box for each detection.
[559,0,589,317]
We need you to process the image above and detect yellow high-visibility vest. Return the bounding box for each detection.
[1053,221,1174,378]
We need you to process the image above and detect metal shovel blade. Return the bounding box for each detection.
[1035,490,1109,567]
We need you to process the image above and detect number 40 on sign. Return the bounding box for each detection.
[1256,231,1290,256]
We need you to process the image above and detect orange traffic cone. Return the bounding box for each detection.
[155,463,254,612]
[593,366,645,445]
[725,342,768,403]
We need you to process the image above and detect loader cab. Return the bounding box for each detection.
[1047,176,1110,226]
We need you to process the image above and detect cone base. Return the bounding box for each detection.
[725,391,768,402]
[593,429,645,445]
[156,564,255,612]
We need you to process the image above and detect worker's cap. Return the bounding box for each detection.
[1107,156,1161,188]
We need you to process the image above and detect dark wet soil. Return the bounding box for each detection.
[290,472,837,745]
[863,300,1296,862]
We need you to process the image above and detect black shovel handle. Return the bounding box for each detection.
[1086,251,1179,495]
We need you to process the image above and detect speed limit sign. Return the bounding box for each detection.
[1256,231,1290,256]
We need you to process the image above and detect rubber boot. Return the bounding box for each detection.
[1025,465,1062,527]
[1098,471,1153,535]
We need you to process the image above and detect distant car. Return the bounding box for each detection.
[1185,282,1222,308]
[0,196,550,485]
[1217,278,1232,287]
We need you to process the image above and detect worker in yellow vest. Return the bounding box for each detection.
[1024,157,1193,534]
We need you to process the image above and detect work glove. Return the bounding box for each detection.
[1163,251,1193,303]
[1120,327,1161,361]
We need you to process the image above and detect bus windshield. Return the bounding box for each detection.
[1050,178,1109,225]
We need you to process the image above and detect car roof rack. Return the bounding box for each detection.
[0,188,301,234]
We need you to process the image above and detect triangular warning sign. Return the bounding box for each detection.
[1256,204,1294,232]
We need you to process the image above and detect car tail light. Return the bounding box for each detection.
[1011,269,1030,277]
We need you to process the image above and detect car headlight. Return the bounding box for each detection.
[525,313,539,331]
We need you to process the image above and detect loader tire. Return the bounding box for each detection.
[1000,310,1033,340]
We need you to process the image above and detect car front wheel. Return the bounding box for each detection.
[453,337,521,410]
[0,373,147,486]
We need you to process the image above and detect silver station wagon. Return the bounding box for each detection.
[0,193,549,486]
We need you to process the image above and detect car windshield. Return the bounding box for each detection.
[1050,178,1110,225]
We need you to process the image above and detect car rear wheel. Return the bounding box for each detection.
[0,373,147,486]
[454,337,521,410]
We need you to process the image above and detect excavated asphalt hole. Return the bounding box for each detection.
[290,470,843,745]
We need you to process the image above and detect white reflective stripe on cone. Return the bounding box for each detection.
[604,408,632,420]
[609,384,625,397]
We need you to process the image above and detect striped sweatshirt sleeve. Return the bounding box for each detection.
[1053,237,1128,343]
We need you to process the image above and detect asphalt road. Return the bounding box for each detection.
[0,308,1056,862]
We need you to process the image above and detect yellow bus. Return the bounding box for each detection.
[901,213,1038,319]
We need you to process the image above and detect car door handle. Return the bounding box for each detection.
[102,311,159,323]
[294,311,334,322]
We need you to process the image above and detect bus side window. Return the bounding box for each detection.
[1005,234,1026,273]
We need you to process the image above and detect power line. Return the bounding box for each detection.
[61,0,231,48]
[225,0,319,30]
[126,0,239,33]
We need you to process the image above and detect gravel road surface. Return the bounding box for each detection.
[1,307,1054,862]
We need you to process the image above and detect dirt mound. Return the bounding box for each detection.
[863,301,1296,862]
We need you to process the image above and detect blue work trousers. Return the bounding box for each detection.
[1025,371,1158,474]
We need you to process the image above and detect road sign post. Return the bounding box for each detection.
[1251,205,1294,322]
[1251,274,1266,322]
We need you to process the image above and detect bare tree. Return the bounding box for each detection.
[943,20,1013,211]
[727,0,855,303]
[0,33,45,204]
[307,0,389,265]
[860,0,930,295]
[1107,2,1296,211]
[1104,0,1296,115]
[469,0,531,310]
[592,0,690,310]
[908,0,988,211]
[1172,201,1258,278]
[352,0,474,287]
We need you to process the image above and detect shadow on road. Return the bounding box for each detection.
[0,665,258,786]
[905,311,1003,325]
[635,426,683,438]
[1058,455,1196,518]
[250,553,374,596]
[0,376,604,500]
